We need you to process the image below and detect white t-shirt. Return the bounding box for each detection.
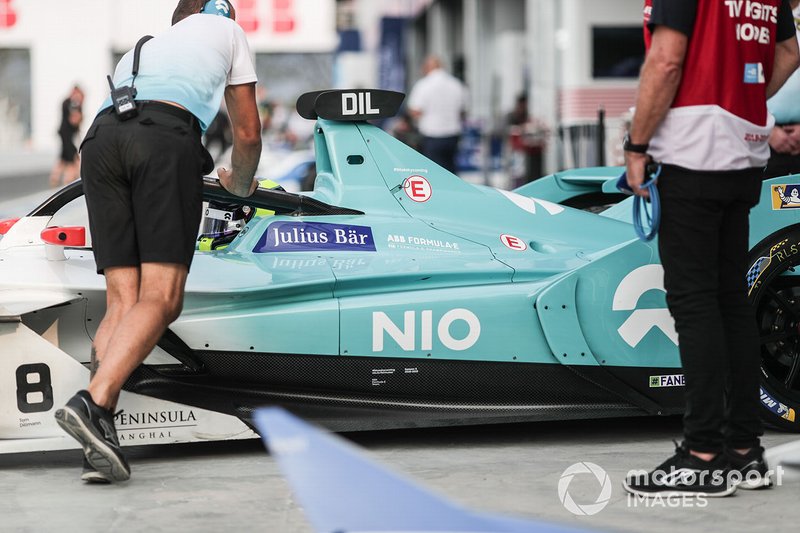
[408,69,467,138]
[101,14,257,131]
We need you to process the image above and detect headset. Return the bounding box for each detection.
[201,0,232,18]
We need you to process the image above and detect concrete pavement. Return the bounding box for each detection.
[0,415,797,533]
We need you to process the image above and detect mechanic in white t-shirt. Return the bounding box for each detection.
[408,56,467,174]
[55,0,261,484]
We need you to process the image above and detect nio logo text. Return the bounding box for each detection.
[372,308,481,352]
[341,92,380,116]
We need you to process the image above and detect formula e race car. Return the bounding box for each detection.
[1,89,799,455]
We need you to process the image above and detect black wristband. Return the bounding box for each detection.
[623,134,649,154]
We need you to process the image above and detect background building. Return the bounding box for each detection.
[0,0,337,152]
[337,0,643,175]
[0,0,644,177]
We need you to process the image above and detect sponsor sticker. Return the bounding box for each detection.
[771,184,800,209]
[500,234,527,251]
[116,409,198,443]
[387,234,460,253]
[746,255,770,291]
[649,374,685,388]
[341,92,380,116]
[403,175,432,202]
[746,239,796,294]
[393,167,428,174]
[760,387,796,422]
[253,221,376,253]
[743,63,765,84]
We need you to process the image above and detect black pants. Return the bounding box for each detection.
[421,135,459,174]
[657,165,763,453]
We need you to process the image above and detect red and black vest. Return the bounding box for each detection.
[644,0,782,170]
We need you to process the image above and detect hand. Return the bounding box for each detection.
[769,126,800,155]
[783,125,800,155]
[217,167,258,197]
[624,151,652,199]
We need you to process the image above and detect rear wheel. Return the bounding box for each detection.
[747,226,800,431]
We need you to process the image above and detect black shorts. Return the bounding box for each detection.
[80,102,214,274]
[59,130,78,162]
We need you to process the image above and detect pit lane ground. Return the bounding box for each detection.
[2,155,798,532]
[1,415,798,533]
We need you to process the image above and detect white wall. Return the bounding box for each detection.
[0,0,337,151]
[558,0,642,87]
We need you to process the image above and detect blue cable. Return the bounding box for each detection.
[632,164,661,241]
[616,164,661,241]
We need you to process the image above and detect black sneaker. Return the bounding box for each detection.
[623,442,736,498]
[54,390,130,482]
[726,446,772,489]
[81,456,111,484]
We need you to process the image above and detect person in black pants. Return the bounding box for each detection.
[622,0,799,497]
[49,85,83,187]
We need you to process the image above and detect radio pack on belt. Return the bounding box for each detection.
[106,35,153,120]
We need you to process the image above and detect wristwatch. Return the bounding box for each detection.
[623,134,649,154]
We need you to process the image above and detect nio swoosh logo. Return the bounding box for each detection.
[613,264,678,347]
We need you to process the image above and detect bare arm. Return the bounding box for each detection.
[767,36,800,99]
[217,83,261,197]
[625,25,688,197]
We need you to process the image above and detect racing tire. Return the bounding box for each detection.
[747,225,800,432]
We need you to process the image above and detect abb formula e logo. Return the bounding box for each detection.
[372,308,481,352]
[612,264,677,348]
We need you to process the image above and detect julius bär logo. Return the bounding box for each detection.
[253,221,377,253]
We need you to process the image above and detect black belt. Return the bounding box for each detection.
[99,101,201,134]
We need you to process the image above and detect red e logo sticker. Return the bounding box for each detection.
[500,234,527,251]
[403,176,432,202]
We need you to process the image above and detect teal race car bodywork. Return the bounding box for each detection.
[1,90,798,452]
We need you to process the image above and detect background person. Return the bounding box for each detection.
[622,0,799,497]
[54,0,261,484]
[765,0,800,178]
[407,55,467,174]
[49,85,84,188]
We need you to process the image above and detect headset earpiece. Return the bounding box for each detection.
[201,0,232,18]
